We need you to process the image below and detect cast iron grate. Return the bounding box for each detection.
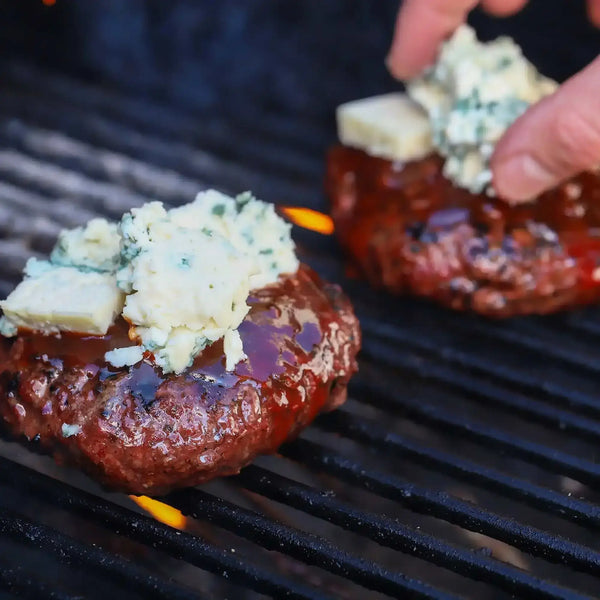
[1,60,600,599]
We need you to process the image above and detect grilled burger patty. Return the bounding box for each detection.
[327,146,600,317]
[0,264,360,494]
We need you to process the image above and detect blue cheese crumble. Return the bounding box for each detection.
[0,190,299,376]
[0,317,17,337]
[51,218,121,272]
[61,423,81,438]
[114,190,298,373]
[167,190,299,289]
[408,25,557,193]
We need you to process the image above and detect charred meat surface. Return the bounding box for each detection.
[327,145,600,316]
[0,265,360,494]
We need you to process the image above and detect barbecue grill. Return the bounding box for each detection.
[2,1,600,598]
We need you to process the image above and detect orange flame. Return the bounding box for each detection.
[280,207,334,235]
[130,495,187,530]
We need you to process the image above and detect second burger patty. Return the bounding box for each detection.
[0,264,360,494]
[327,145,600,317]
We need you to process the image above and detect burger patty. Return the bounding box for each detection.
[0,264,360,494]
[327,145,600,317]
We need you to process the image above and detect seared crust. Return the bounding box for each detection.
[327,146,600,317]
[0,265,360,494]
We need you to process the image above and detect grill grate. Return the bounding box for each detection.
[2,60,600,599]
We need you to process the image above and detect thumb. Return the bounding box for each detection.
[491,56,600,203]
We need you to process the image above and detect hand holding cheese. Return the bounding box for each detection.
[339,25,558,195]
[387,0,600,202]
[387,0,600,80]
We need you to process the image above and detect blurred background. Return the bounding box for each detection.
[0,0,599,124]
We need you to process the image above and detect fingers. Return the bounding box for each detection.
[480,0,529,17]
[492,56,600,203]
[387,0,478,80]
[386,0,529,80]
[587,0,600,26]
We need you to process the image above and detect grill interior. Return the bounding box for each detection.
[3,3,600,599]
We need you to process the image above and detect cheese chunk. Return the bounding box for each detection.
[1,189,299,375]
[111,190,298,374]
[169,190,299,289]
[337,27,557,194]
[104,346,144,368]
[407,25,557,193]
[118,211,255,373]
[223,329,246,372]
[336,93,434,163]
[50,218,120,272]
[1,267,123,335]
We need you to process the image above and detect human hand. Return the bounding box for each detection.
[387,0,600,202]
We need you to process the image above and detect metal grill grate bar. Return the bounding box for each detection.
[167,488,456,600]
[274,441,600,571]
[347,374,600,489]
[0,456,333,600]
[0,94,314,207]
[565,316,600,339]
[2,60,328,159]
[0,119,210,204]
[167,486,587,600]
[445,319,600,378]
[312,413,600,528]
[0,149,151,217]
[359,317,600,420]
[2,58,600,599]
[360,339,600,443]
[0,507,197,600]
[0,561,77,600]
[378,303,600,381]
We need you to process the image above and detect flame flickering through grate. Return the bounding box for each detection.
[130,495,187,530]
[280,207,335,235]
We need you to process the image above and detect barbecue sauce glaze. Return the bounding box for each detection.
[0,265,360,493]
[327,146,600,316]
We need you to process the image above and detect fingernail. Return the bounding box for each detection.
[493,154,558,202]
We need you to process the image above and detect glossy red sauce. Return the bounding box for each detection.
[0,265,349,451]
[326,145,600,315]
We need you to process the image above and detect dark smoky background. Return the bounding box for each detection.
[0,0,598,124]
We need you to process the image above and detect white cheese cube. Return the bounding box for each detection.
[1,268,123,335]
[337,93,434,162]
